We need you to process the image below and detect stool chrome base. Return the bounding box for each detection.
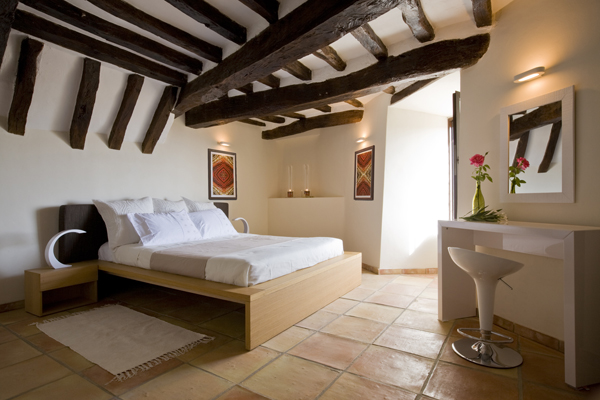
[452,338,523,369]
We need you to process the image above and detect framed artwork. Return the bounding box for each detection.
[208,149,237,200]
[354,145,375,201]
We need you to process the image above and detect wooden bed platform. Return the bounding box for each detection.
[58,203,362,350]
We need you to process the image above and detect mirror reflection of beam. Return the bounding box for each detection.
[512,131,529,167]
[509,101,561,140]
[538,121,562,173]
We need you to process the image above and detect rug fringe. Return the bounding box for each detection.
[109,336,214,383]
[30,304,117,327]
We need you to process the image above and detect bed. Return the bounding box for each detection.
[58,202,362,350]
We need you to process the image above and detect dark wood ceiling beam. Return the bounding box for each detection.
[142,86,178,154]
[313,46,346,71]
[280,112,305,119]
[7,38,44,136]
[87,0,221,63]
[538,121,561,173]
[235,83,253,94]
[239,0,279,24]
[390,77,438,105]
[262,110,364,140]
[257,115,285,124]
[12,10,187,86]
[512,131,529,167]
[257,74,280,88]
[472,0,492,27]
[174,0,402,114]
[0,0,18,71]
[509,101,561,140]
[238,119,266,126]
[164,0,246,45]
[282,61,312,81]
[185,34,490,128]
[314,105,332,113]
[345,99,364,108]
[108,74,144,150]
[21,0,203,75]
[70,58,101,150]
[398,0,435,42]
[351,23,387,61]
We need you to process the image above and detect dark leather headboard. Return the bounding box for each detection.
[58,202,229,263]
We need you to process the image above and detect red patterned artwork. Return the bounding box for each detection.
[354,146,374,200]
[208,149,237,200]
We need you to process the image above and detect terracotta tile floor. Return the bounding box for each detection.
[1,271,599,400]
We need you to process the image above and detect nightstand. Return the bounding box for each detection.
[24,263,98,316]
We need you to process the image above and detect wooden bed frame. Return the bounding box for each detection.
[58,203,362,350]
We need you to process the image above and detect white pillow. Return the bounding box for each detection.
[182,197,217,212]
[127,210,202,246]
[93,197,153,251]
[152,198,188,213]
[189,208,238,239]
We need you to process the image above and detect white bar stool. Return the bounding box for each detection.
[447,247,524,369]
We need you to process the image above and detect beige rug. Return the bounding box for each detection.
[36,304,213,380]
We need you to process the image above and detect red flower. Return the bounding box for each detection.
[517,157,530,170]
[470,154,485,167]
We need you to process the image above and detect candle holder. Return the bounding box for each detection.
[287,190,294,198]
[304,189,310,197]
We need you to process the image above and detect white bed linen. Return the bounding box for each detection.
[109,234,344,286]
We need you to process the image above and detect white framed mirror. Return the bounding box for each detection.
[499,85,574,203]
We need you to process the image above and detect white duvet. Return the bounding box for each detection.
[108,234,344,286]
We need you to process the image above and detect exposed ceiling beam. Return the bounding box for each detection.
[280,112,305,119]
[70,58,101,150]
[235,83,253,94]
[7,38,43,136]
[314,105,332,113]
[174,0,402,114]
[389,77,439,105]
[538,121,561,173]
[257,74,280,88]
[142,86,178,154]
[345,99,364,108]
[313,46,346,71]
[472,0,492,27]
[87,0,221,63]
[12,10,187,86]
[21,0,203,75]
[351,23,388,61]
[509,101,561,140]
[383,86,396,94]
[282,60,312,81]
[164,0,246,45]
[238,118,266,126]
[108,74,144,150]
[0,0,18,71]
[185,34,490,128]
[398,0,435,42]
[238,0,279,24]
[257,115,285,123]
[262,110,364,140]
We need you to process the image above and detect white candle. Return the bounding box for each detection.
[304,164,309,190]
[288,165,293,191]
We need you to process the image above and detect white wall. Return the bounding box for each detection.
[0,34,277,306]
[380,108,449,270]
[459,0,600,339]
[271,93,389,268]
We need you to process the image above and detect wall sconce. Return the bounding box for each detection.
[514,66,545,83]
[218,141,230,146]
[356,138,366,143]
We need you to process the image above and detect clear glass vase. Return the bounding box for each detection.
[510,180,516,194]
[472,181,485,214]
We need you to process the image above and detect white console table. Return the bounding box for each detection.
[438,220,600,388]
